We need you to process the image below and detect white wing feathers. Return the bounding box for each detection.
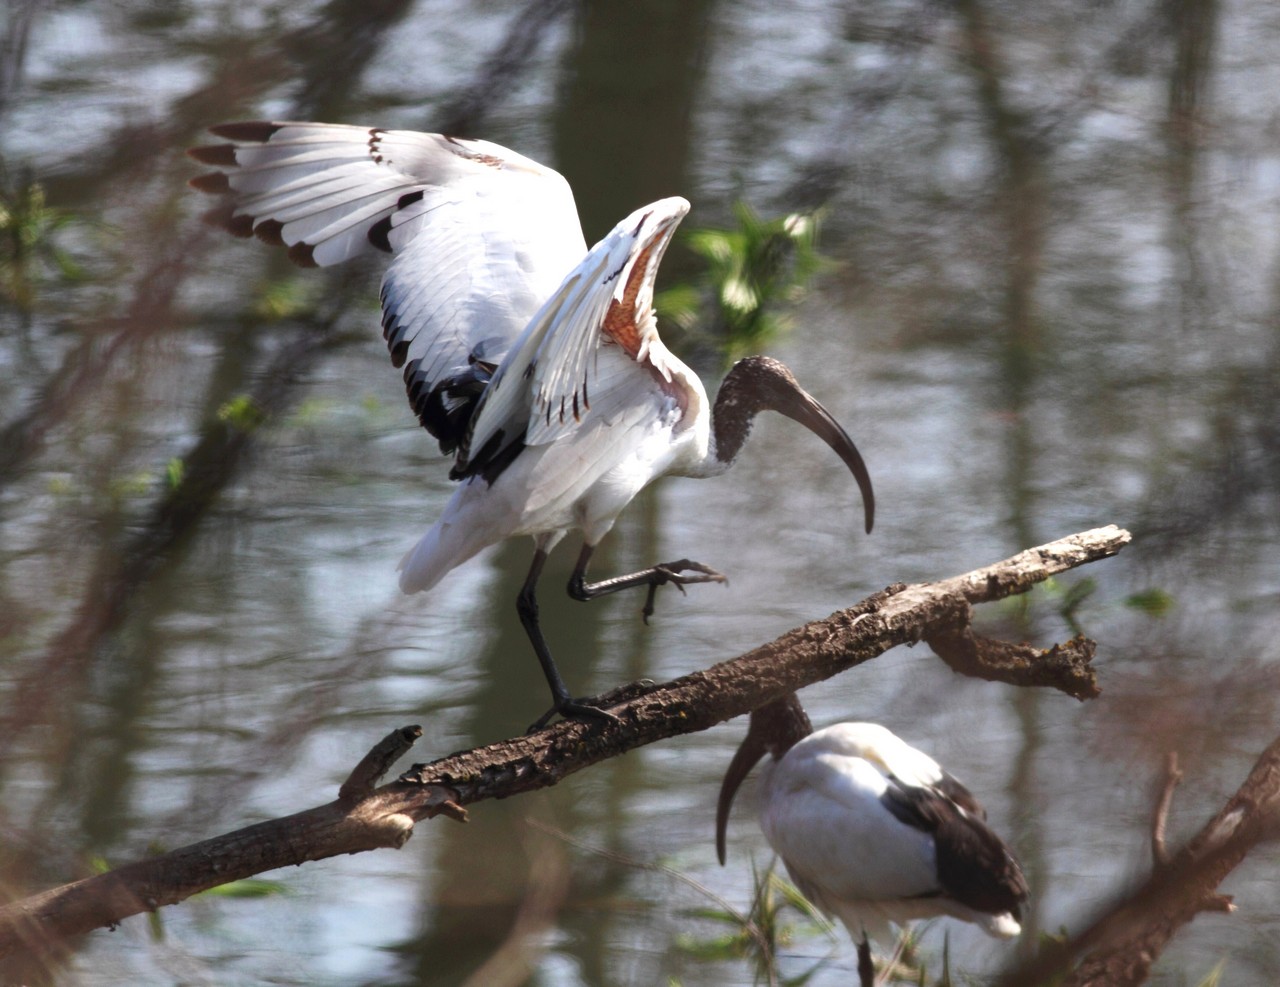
[191,122,581,264]
[192,123,691,483]
[189,121,586,453]
[458,261,610,471]
[457,196,691,477]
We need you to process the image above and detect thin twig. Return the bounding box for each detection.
[1150,751,1182,868]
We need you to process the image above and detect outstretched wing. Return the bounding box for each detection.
[454,196,694,481]
[188,121,587,453]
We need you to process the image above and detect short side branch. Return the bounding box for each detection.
[927,627,1099,700]
[340,724,424,804]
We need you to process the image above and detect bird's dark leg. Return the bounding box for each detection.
[567,544,727,624]
[857,935,874,987]
[519,548,621,732]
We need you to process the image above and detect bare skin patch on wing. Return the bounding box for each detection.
[601,240,656,360]
[444,135,504,169]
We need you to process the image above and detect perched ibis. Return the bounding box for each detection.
[716,694,1027,983]
[189,122,874,727]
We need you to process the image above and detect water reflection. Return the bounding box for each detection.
[2,0,1279,985]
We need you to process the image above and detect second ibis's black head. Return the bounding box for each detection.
[712,356,875,535]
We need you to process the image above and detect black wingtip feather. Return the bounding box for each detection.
[254,219,286,247]
[187,144,239,167]
[209,120,282,143]
[198,203,253,237]
[224,213,254,238]
[287,241,317,268]
[189,171,231,194]
[368,216,393,253]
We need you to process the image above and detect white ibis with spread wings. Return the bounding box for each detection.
[716,695,1027,984]
[190,122,875,727]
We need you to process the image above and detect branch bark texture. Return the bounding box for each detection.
[0,526,1129,965]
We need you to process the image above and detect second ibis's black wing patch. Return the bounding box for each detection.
[880,780,1028,919]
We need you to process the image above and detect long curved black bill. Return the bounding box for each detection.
[717,694,814,865]
[774,387,875,535]
[715,729,768,866]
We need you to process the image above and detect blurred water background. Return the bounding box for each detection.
[1,0,1278,984]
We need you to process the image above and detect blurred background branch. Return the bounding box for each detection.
[999,733,1280,987]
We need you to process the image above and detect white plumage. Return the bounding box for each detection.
[191,122,875,725]
[717,696,1027,972]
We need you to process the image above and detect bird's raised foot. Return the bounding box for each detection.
[642,559,728,623]
[526,694,622,734]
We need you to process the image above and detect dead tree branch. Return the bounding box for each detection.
[0,525,1129,966]
[999,733,1280,987]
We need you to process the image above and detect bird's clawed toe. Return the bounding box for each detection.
[641,559,728,623]
[656,559,728,585]
[526,695,622,734]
